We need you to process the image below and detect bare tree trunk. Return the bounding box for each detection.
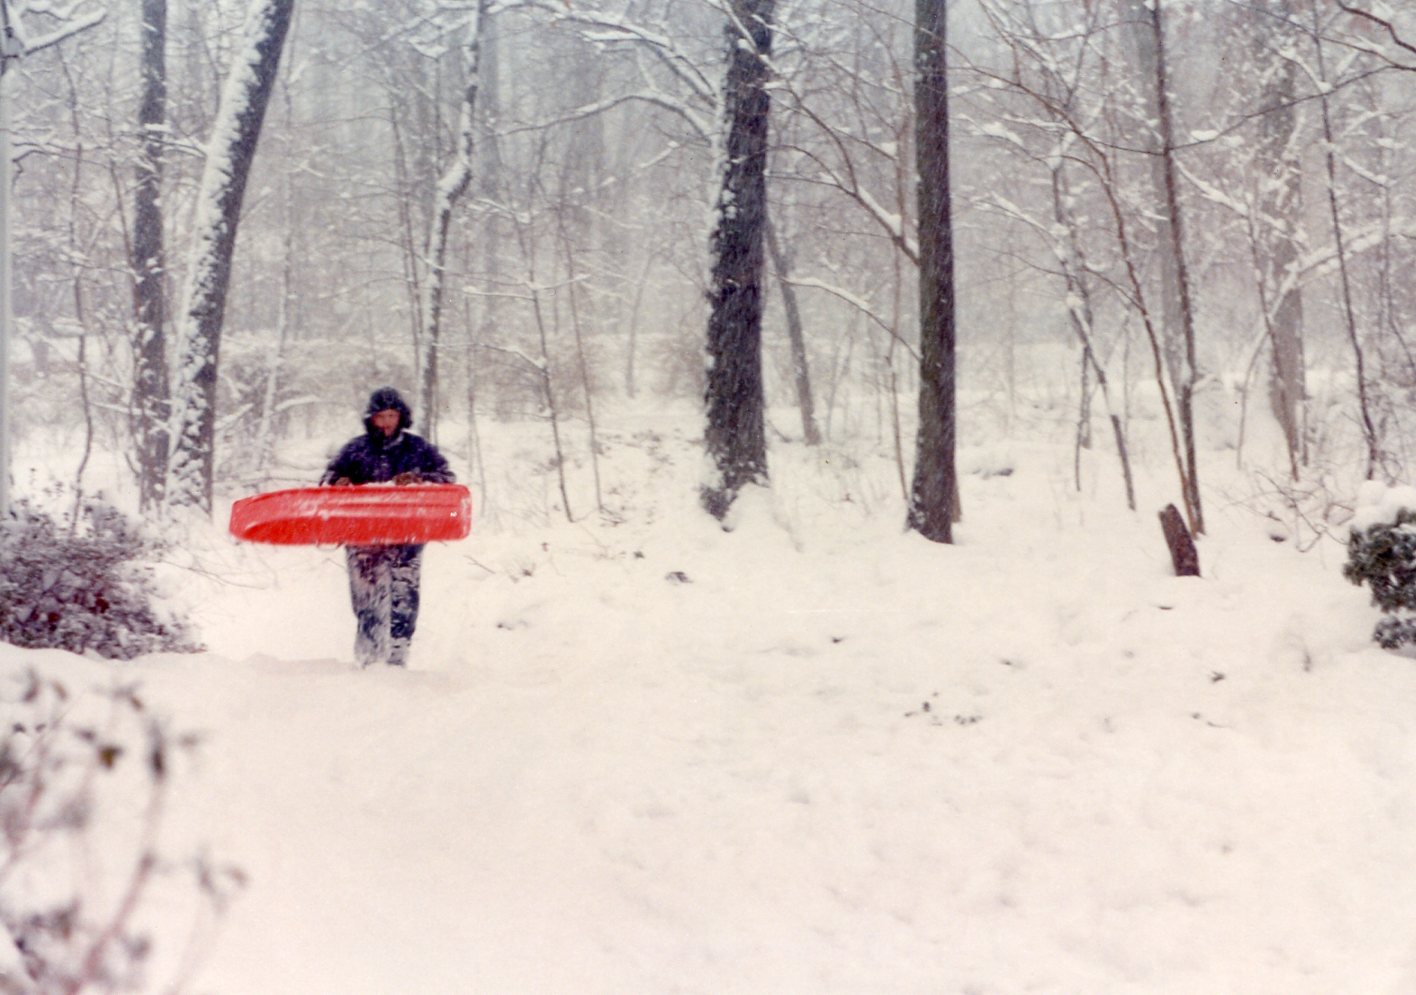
[1311,15,1380,479]
[255,217,293,482]
[1077,352,1092,450]
[254,54,299,483]
[1122,0,1187,392]
[52,50,94,521]
[907,0,957,543]
[559,216,603,516]
[1091,146,1197,534]
[764,210,820,446]
[1144,0,1204,534]
[1052,161,1136,511]
[167,0,295,514]
[510,139,574,523]
[462,269,488,520]
[0,13,14,522]
[887,214,909,506]
[388,105,423,361]
[131,0,168,512]
[419,0,488,442]
[0,5,105,518]
[702,0,776,520]
[824,312,859,441]
[624,251,653,399]
[69,143,93,521]
[974,0,1165,521]
[470,4,501,517]
[1244,218,1299,482]
[1247,1,1306,476]
[530,285,574,523]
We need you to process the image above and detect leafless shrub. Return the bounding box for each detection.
[0,672,243,994]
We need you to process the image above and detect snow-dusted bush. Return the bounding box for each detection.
[0,498,200,660]
[1344,487,1416,649]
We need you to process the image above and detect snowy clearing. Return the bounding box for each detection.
[4,403,1415,994]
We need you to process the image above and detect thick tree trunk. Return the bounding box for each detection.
[702,0,776,520]
[131,0,168,512]
[419,0,487,442]
[907,0,957,543]
[167,0,295,513]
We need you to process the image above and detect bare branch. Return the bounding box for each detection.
[1333,1,1416,66]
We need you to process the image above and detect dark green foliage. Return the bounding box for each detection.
[0,498,201,660]
[1344,508,1416,648]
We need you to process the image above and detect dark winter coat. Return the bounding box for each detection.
[320,387,454,486]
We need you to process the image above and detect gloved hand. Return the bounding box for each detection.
[393,472,421,486]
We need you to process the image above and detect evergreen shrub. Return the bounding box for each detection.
[1345,506,1416,649]
[0,497,201,659]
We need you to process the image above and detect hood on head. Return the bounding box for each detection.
[363,386,412,434]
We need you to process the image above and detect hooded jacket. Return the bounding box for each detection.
[320,387,454,486]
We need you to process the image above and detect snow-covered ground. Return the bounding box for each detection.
[5,398,1416,993]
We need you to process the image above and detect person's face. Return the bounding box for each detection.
[371,409,401,437]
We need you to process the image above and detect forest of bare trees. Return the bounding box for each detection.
[3,0,1416,542]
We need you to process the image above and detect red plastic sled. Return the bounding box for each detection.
[229,484,472,546]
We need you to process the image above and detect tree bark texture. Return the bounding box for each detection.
[907,0,957,543]
[702,0,776,520]
[167,0,294,514]
[132,0,168,512]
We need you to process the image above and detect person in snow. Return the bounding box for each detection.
[321,387,454,667]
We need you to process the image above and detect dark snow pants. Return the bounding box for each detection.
[345,544,424,667]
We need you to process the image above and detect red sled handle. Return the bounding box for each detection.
[229,483,472,546]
